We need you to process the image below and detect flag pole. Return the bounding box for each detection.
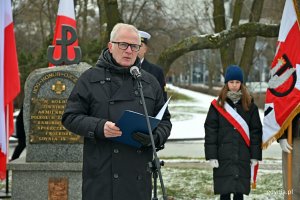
[287,124,293,200]
[5,105,10,194]
[6,104,10,161]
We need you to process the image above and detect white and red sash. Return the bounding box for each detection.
[211,99,258,189]
[211,99,250,146]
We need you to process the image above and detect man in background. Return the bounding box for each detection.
[138,30,167,101]
[279,113,300,199]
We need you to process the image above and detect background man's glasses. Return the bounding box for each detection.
[111,42,141,52]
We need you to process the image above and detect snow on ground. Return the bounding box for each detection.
[168,84,215,140]
[168,84,265,140]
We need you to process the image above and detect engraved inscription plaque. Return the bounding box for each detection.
[48,177,68,200]
[29,71,82,143]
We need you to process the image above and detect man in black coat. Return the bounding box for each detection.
[62,23,172,200]
[138,30,167,101]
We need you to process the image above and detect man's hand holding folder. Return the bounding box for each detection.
[113,97,171,148]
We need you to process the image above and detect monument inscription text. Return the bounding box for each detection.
[29,71,82,144]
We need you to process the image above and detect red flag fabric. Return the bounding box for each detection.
[0,1,20,180]
[251,162,259,189]
[263,0,300,148]
[49,0,78,67]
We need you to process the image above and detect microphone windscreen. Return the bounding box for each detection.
[130,66,141,79]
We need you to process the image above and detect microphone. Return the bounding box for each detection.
[130,66,141,79]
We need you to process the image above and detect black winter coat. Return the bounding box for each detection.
[62,49,172,200]
[204,99,262,195]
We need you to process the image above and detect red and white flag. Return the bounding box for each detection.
[0,1,20,180]
[49,0,78,67]
[262,0,300,148]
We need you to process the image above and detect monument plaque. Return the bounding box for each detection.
[23,63,91,162]
[29,71,82,144]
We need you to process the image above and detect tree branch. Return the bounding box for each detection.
[157,22,279,74]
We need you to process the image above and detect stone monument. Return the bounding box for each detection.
[8,62,91,200]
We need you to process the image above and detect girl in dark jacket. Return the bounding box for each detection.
[204,65,262,200]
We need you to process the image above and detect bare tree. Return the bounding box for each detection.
[157,22,279,74]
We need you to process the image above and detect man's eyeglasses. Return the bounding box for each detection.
[111,42,141,52]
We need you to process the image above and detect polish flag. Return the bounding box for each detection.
[262,0,300,148]
[49,0,78,67]
[0,1,21,180]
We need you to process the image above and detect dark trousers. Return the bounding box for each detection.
[11,140,26,160]
[220,193,243,200]
[11,107,26,160]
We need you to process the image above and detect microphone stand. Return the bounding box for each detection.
[135,78,167,200]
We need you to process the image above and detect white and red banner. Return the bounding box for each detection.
[49,0,78,67]
[263,0,300,148]
[211,99,250,146]
[0,1,20,180]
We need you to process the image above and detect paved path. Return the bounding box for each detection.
[158,139,283,170]
[159,139,282,159]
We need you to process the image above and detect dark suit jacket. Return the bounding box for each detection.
[141,59,167,101]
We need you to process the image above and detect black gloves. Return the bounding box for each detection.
[132,132,158,147]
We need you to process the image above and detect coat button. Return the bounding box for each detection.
[113,149,119,153]
[137,175,142,180]
[137,149,142,154]
[113,173,119,179]
[88,131,94,138]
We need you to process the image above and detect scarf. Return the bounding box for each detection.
[227,90,242,103]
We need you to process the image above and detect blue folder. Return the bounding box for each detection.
[113,110,160,148]
[112,97,171,148]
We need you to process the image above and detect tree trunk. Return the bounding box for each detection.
[239,0,264,82]
[46,0,54,40]
[81,0,88,48]
[221,0,244,73]
[39,8,45,44]
[98,0,123,50]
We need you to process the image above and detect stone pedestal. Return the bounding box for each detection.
[8,63,92,200]
[9,158,82,200]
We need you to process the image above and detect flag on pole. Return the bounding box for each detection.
[262,0,300,148]
[0,1,21,180]
[251,162,259,189]
[49,0,78,67]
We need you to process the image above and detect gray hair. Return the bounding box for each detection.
[110,23,141,44]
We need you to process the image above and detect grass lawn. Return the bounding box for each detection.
[157,165,283,200]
